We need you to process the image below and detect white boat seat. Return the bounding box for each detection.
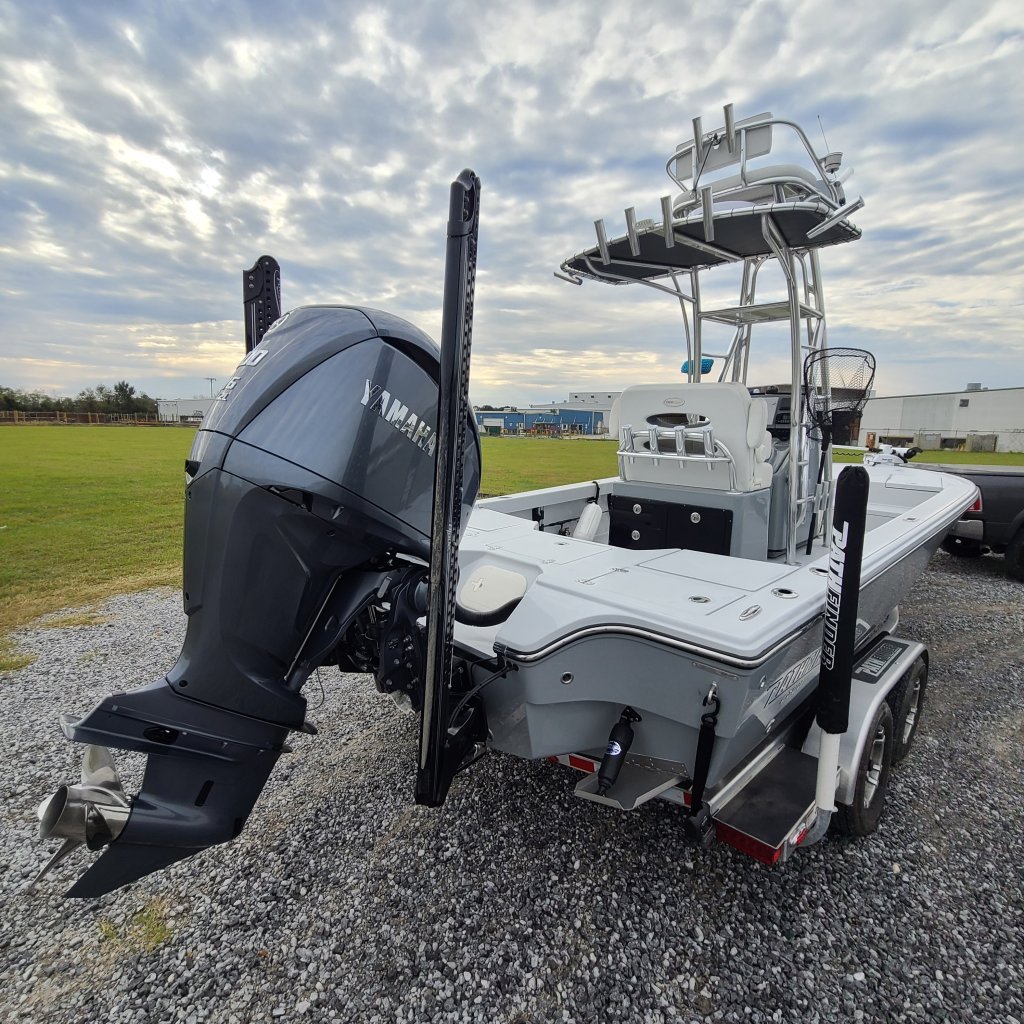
[617,382,773,493]
[455,564,528,626]
[607,396,621,436]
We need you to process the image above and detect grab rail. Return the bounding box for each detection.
[618,423,739,491]
[665,107,848,212]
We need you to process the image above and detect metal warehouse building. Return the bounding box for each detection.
[858,385,1024,452]
[475,408,606,436]
[475,391,620,437]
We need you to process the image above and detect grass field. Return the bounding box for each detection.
[834,447,1023,466]
[0,427,195,668]
[478,436,619,494]
[1,427,1022,668]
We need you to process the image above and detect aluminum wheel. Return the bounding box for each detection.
[862,721,888,809]
[833,702,893,837]
[888,655,928,764]
[902,670,923,746]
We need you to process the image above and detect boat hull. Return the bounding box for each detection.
[469,504,951,789]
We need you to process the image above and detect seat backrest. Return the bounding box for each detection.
[671,112,774,181]
[607,396,621,436]
[616,382,773,492]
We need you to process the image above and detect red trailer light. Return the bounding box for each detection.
[967,495,983,514]
[715,820,782,865]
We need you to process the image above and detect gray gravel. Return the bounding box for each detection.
[1,551,1022,1024]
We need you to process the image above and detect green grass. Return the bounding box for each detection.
[0,426,194,653]
[0,428,1021,659]
[479,437,619,495]
[834,447,1024,465]
[99,898,173,951]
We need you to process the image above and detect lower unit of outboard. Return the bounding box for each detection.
[34,305,481,897]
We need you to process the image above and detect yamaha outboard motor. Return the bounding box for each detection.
[33,301,481,897]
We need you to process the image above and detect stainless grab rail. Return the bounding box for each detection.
[618,424,739,491]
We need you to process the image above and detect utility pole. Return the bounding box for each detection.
[205,377,217,397]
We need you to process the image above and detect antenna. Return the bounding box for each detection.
[817,114,831,153]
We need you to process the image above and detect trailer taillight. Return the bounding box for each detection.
[967,495,983,514]
[715,821,782,865]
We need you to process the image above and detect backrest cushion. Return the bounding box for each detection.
[616,382,773,492]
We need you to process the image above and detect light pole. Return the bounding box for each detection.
[205,377,217,397]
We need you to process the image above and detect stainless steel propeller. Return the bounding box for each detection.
[28,745,130,891]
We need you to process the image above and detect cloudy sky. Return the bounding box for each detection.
[2,1,1022,405]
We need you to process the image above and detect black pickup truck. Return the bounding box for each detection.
[917,464,1024,581]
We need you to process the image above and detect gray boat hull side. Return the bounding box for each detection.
[479,524,946,787]
[483,625,824,788]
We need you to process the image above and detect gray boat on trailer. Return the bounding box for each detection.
[450,106,975,853]
[32,107,977,894]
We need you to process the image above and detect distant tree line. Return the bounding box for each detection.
[0,381,157,416]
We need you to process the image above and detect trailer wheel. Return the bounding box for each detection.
[941,536,982,558]
[886,656,928,763]
[1006,528,1024,583]
[833,702,893,837]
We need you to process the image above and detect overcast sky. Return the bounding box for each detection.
[2,1,1022,405]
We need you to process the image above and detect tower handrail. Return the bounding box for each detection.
[666,106,851,213]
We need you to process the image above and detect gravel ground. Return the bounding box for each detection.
[1,551,1022,1024]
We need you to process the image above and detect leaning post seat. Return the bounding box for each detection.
[612,382,773,560]
[616,382,772,491]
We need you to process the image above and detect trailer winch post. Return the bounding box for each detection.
[802,465,869,845]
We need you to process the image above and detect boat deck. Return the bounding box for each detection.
[456,464,977,663]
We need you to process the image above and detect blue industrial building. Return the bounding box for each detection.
[475,408,606,436]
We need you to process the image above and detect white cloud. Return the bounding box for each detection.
[0,0,1021,403]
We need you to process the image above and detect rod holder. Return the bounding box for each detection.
[723,103,735,153]
[553,270,583,286]
[660,196,675,247]
[595,219,611,264]
[692,116,704,165]
[700,185,715,242]
[806,196,865,239]
[624,207,640,257]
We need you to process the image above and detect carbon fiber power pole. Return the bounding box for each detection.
[242,255,282,353]
[415,170,481,808]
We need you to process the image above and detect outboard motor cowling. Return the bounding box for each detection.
[38,305,480,897]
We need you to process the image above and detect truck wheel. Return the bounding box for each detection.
[1006,529,1024,583]
[832,702,893,838]
[887,656,927,763]
[941,536,982,558]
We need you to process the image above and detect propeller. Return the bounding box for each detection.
[28,745,130,891]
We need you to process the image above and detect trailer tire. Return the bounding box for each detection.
[941,536,982,558]
[833,702,893,838]
[1006,528,1024,583]
[887,656,928,763]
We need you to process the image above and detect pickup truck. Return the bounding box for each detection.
[916,464,1024,581]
